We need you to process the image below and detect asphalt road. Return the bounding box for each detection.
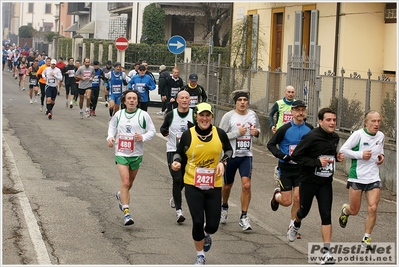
[2,69,397,265]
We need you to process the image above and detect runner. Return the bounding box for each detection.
[42,59,63,119]
[338,110,385,250]
[90,60,104,116]
[74,57,95,119]
[171,102,232,265]
[218,90,260,231]
[267,100,313,238]
[107,90,156,226]
[36,57,52,112]
[104,62,129,119]
[127,64,156,112]
[62,57,78,108]
[288,107,344,264]
[17,56,28,90]
[160,90,194,223]
[102,60,113,108]
[26,59,40,104]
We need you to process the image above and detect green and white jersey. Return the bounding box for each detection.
[339,128,385,184]
[219,109,260,158]
[107,108,156,157]
[166,108,194,152]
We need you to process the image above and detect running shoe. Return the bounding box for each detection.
[220,208,228,224]
[92,110,96,116]
[48,112,52,120]
[170,197,175,208]
[22,87,25,91]
[123,209,134,226]
[203,234,212,252]
[70,102,73,108]
[156,111,164,115]
[105,101,109,107]
[15,76,17,80]
[40,105,43,112]
[288,224,302,239]
[271,187,281,211]
[339,203,349,228]
[30,99,33,104]
[239,215,252,231]
[194,255,205,265]
[176,209,185,223]
[80,111,83,119]
[73,100,78,106]
[287,224,299,242]
[320,251,336,265]
[115,191,123,211]
[85,111,90,118]
[362,237,372,250]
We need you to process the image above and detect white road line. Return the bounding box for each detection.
[3,138,52,265]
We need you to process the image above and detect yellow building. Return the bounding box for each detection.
[232,2,396,80]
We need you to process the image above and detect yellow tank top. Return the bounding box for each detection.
[184,126,223,188]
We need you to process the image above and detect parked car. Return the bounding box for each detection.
[149,72,162,106]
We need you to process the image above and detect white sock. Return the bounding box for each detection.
[196,250,205,256]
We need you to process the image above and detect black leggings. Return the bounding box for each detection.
[90,86,100,110]
[167,152,184,210]
[39,82,46,105]
[185,185,221,241]
[297,181,333,225]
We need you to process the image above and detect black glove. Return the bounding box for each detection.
[283,155,291,162]
[122,80,128,86]
[144,85,150,90]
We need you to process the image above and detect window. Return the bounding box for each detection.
[45,3,51,14]
[28,23,32,27]
[385,3,396,23]
[28,3,34,13]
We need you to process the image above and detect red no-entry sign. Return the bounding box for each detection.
[115,37,129,51]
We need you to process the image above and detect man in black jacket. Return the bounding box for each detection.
[164,67,184,113]
[288,107,344,264]
[62,57,78,108]
[180,73,207,109]
[158,64,170,115]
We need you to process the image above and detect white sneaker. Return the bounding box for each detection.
[239,216,252,230]
[220,208,228,224]
[176,209,185,223]
[320,251,336,265]
[80,111,83,119]
[85,111,90,118]
[30,99,33,104]
[287,224,299,242]
[170,197,175,208]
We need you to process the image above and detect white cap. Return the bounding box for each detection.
[51,59,57,64]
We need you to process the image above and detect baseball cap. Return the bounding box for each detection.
[291,100,307,108]
[189,73,198,81]
[50,59,57,64]
[195,102,213,115]
[93,60,99,65]
[138,64,146,71]
[107,60,112,65]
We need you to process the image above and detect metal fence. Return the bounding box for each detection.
[175,49,396,143]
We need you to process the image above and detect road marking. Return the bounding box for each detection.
[3,138,52,265]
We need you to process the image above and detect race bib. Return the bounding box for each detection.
[48,78,56,86]
[30,78,37,85]
[189,96,198,107]
[288,145,297,164]
[68,69,75,77]
[314,155,335,177]
[283,111,293,123]
[83,70,91,78]
[112,84,121,93]
[236,135,251,152]
[171,87,179,97]
[92,77,99,83]
[194,168,215,190]
[137,83,146,93]
[117,135,134,154]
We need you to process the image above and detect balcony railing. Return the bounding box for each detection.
[108,3,133,12]
[67,3,90,15]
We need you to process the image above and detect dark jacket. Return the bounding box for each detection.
[291,127,340,184]
[158,69,170,95]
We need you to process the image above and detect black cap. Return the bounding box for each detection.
[93,60,99,65]
[189,73,198,81]
[291,100,307,108]
[107,60,112,65]
[138,64,146,71]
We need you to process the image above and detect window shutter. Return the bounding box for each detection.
[251,14,259,70]
[294,11,303,57]
[242,15,248,67]
[309,10,319,61]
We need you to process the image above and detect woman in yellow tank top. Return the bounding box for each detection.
[171,102,232,265]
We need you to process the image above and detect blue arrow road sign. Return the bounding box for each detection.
[167,35,186,55]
